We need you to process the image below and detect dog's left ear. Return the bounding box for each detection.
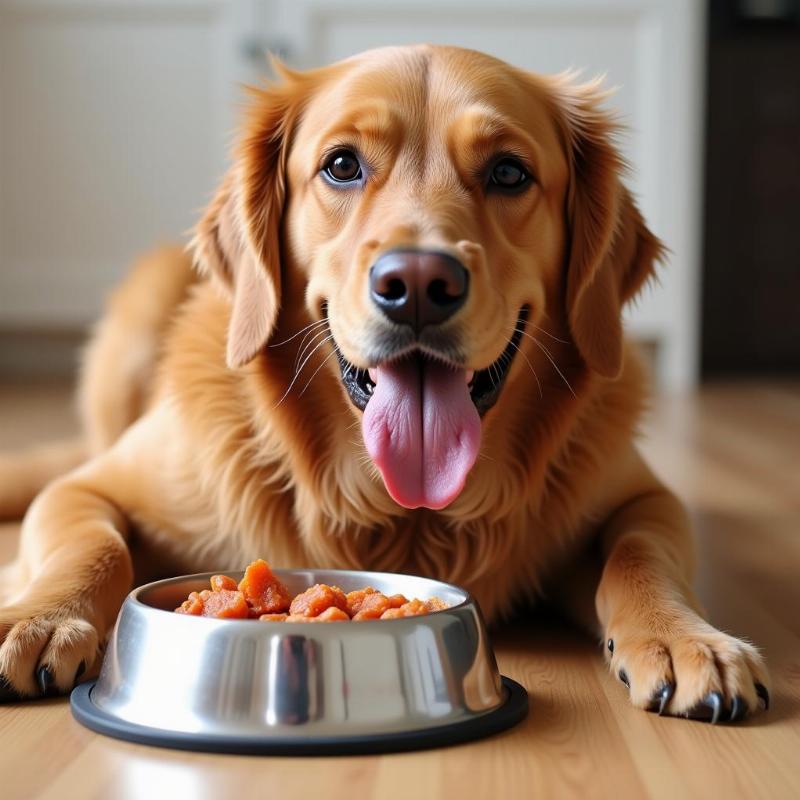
[554,77,665,379]
[192,69,305,368]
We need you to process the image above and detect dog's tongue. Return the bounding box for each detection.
[362,358,481,509]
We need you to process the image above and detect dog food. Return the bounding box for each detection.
[174,558,448,621]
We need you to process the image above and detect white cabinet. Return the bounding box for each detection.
[0,0,250,326]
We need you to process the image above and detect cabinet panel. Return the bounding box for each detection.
[0,1,240,326]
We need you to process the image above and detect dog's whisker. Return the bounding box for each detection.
[491,361,503,389]
[530,324,571,345]
[516,326,567,351]
[298,348,338,398]
[507,340,543,399]
[515,326,575,396]
[496,350,518,377]
[293,329,323,371]
[532,338,577,398]
[293,336,312,371]
[269,318,327,348]
[297,334,333,377]
[295,324,330,361]
[294,327,332,371]
[512,318,571,390]
[274,335,333,408]
[296,322,326,349]
[486,362,496,388]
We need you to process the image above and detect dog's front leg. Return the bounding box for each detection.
[0,471,133,699]
[596,482,770,723]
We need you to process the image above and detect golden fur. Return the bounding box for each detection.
[0,46,768,720]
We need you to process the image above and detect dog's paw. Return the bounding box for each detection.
[0,608,100,700]
[605,619,770,723]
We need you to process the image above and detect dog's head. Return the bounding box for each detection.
[193,45,663,511]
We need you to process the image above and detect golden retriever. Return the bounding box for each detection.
[0,45,768,722]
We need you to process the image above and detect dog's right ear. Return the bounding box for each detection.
[192,71,304,369]
[549,74,664,379]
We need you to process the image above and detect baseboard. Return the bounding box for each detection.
[0,328,88,379]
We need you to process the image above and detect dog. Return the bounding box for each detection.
[0,45,768,722]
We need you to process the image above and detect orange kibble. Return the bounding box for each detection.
[380,599,430,619]
[200,589,250,619]
[284,606,350,623]
[174,560,448,623]
[346,587,377,616]
[352,592,391,620]
[316,606,350,622]
[404,599,430,615]
[289,583,348,618]
[175,591,204,615]
[425,596,448,612]
[387,594,408,608]
[238,558,292,616]
[347,588,408,618]
[210,574,238,592]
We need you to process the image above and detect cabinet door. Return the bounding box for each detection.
[261,0,703,389]
[0,0,252,328]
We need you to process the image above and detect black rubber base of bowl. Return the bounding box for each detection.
[70,676,528,756]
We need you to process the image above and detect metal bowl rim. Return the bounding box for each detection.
[128,567,474,627]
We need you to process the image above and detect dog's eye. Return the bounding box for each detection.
[488,157,530,191]
[322,150,362,184]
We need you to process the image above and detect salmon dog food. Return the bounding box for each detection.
[174,559,448,621]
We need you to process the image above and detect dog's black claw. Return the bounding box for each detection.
[75,660,86,682]
[607,639,614,654]
[37,666,55,696]
[704,691,724,725]
[729,695,747,722]
[755,683,770,711]
[618,668,630,689]
[657,682,675,716]
[0,676,21,703]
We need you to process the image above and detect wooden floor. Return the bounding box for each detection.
[0,380,798,800]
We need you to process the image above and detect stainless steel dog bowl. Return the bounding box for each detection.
[71,569,528,754]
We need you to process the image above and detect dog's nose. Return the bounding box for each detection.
[369,249,469,330]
